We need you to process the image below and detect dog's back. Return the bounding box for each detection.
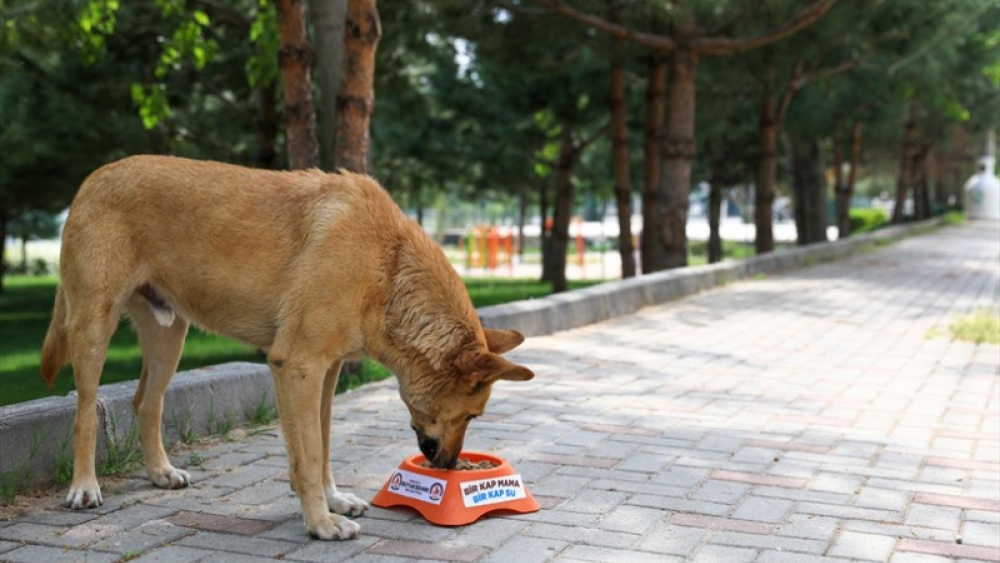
[57,155,411,348]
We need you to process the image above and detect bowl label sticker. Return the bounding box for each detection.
[387,469,447,505]
[460,474,526,508]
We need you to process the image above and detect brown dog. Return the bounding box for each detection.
[40,155,534,540]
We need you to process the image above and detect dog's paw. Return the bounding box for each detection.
[66,483,103,509]
[307,513,361,541]
[149,465,191,489]
[327,490,369,517]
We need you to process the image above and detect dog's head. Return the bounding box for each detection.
[401,327,533,469]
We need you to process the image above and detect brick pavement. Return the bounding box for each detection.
[2,221,998,563]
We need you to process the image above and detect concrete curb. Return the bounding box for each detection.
[0,218,939,488]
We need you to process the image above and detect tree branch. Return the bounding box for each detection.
[525,0,676,51]
[574,121,611,153]
[190,0,251,28]
[697,0,838,56]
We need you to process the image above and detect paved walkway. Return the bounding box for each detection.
[2,222,998,563]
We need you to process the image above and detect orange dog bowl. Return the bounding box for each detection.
[371,451,539,526]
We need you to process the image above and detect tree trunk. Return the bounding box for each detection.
[310,0,347,170]
[255,82,279,169]
[787,131,829,245]
[913,143,932,220]
[641,51,666,275]
[649,45,698,271]
[275,0,320,170]
[892,100,919,223]
[755,92,778,254]
[335,0,381,173]
[0,210,6,293]
[933,150,950,209]
[547,125,575,294]
[708,180,722,263]
[836,122,862,237]
[609,6,635,279]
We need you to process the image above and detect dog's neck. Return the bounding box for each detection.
[370,230,481,385]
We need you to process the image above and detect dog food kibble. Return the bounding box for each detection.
[420,459,498,470]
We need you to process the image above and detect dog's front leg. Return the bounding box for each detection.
[321,361,369,517]
[271,358,361,540]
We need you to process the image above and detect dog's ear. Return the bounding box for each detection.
[483,328,525,355]
[455,350,534,384]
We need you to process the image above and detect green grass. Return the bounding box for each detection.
[686,239,792,266]
[463,278,602,307]
[948,308,1000,345]
[0,275,602,406]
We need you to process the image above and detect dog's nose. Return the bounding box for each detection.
[418,436,440,462]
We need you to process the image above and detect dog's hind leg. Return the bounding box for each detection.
[320,361,369,517]
[127,293,192,490]
[64,292,123,509]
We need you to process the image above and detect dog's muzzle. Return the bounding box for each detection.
[416,434,458,469]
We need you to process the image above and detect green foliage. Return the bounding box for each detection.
[848,208,888,234]
[247,0,279,87]
[77,0,121,64]
[8,210,60,242]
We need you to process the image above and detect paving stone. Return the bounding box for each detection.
[0,545,122,563]
[90,521,194,554]
[281,534,380,562]
[636,522,707,555]
[709,531,827,554]
[367,539,486,562]
[168,511,279,536]
[128,546,214,563]
[828,530,897,561]
[0,541,19,555]
[480,535,567,563]
[177,530,299,557]
[960,520,1000,548]
[597,505,666,535]
[691,544,758,563]
[523,522,638,549]
[904,504,963,531]
[557,490,630,515]
[559,545,683,563]
[444,518,527,549]
[731,496,794,523]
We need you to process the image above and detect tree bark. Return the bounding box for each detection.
[546,125,575,293]
[275,0,320,170]
[649,45,698,271]
[609,6,635,279]
[787,131,829,245]
[310,0,347,170]
[892,100,919,223]
[913,143,932,220]
[335,0,381,174]
[755,92,779,254]
[708,180,722,264]
[641,51,666,275]
[835,122,862,237]
[255,82,279,169]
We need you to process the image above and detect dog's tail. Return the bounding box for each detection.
[40,284,70,389]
